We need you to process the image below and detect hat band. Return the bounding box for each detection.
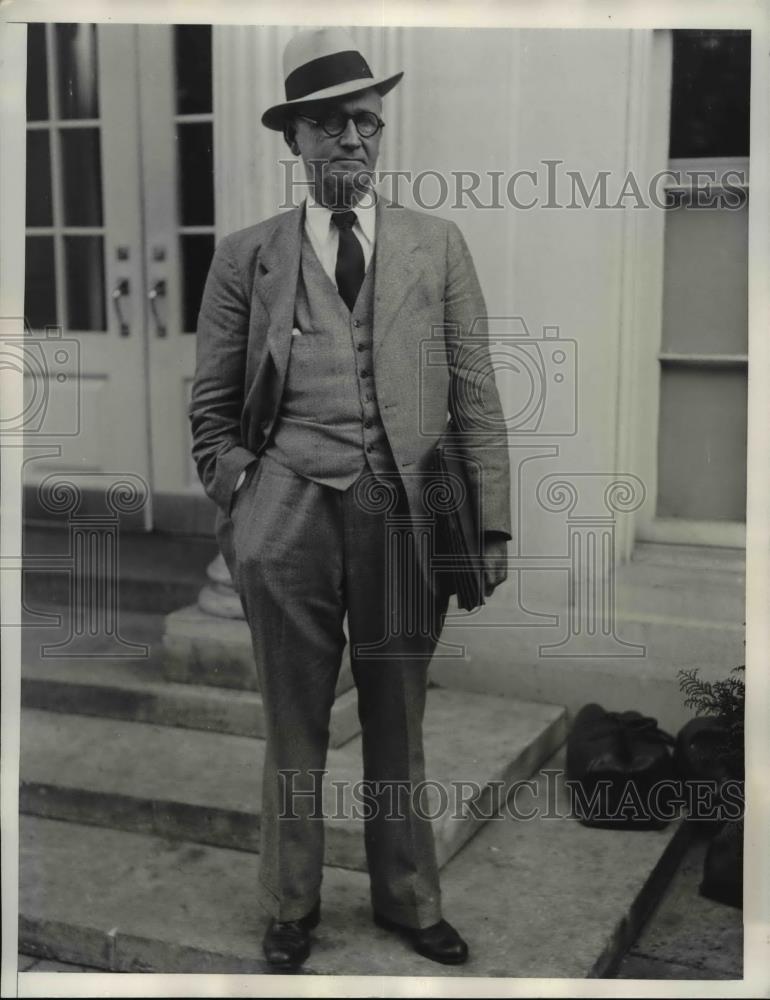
[285,50,373,102]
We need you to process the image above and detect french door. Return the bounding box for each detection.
[24,23,215,529]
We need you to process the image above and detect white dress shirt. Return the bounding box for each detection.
[304,191,376,284]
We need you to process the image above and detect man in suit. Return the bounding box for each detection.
[190,27,511,970]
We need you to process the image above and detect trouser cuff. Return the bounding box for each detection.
[370,891,443,930]
[258,876,321,923]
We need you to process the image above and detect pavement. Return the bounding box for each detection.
[615,834,743,980]
[19,833,743,981]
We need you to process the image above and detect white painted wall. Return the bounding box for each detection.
[212,26,745,720]
[214,26,646,554]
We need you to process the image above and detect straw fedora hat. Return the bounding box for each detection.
[261,27,403,131]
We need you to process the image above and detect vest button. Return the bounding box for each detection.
[360,369,370,378]
[364,419,374,429]
[353,319,361,328]
[357,343,365,351]
[366,444,375,453]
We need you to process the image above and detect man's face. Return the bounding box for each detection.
[289,89,383,209]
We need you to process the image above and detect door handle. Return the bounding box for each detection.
[111,279,130,336]
[148,279,167,338]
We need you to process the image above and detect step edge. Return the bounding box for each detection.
[20,702,568,808]
[21,680,362,744]
[21,672,364,707]
[21,672,263,704]
[589,820,693,978]
[19,805,690,977]
[20,715,570,865]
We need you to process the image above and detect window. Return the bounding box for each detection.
[25,24,107,332]
[653,30,749,541]
[173,25,216,333]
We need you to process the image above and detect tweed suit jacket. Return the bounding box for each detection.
[190,198,511,577]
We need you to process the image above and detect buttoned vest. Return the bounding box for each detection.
[264,233,396,489]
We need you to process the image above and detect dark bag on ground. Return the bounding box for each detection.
[700,819,743,909]
[566,704,676,830]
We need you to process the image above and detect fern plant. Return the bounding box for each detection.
[677,665,745,781]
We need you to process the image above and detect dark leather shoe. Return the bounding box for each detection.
[262,901,320,970]
[374,911,469,965]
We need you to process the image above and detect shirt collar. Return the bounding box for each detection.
[305,190,377,246]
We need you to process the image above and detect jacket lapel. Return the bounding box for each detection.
[372,199,423,358]
[253,206,304,383]
[252,199,423,369]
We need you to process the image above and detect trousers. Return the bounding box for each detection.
[229,450,449,928]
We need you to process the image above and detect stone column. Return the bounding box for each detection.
[197,552,244,620]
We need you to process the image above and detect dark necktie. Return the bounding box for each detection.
[332,210,365,312]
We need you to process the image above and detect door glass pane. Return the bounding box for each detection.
[661,200,748,356]
[25,237,57,329]
[669,30,750,158]
[60,127,103,226]
[180,234,214,332]
[64,235,106,330]
[55,23,99,120]
[177,122,213,225]
[174,26,212,114]
[27,24,49,121]
[26,130,53,227]
[657,366,747,521]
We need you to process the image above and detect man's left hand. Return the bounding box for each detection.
[483,533,509,597]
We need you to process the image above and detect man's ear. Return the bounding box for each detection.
[283,120,300,157]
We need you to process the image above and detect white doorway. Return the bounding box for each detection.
[24,23,216,531]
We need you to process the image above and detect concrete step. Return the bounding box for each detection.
[615,837,743,980]
[615,548,745,627]
[19,753,689,976]
[162,603,354,695]
[23,599,355,696]
[20,658,361,748]
[431,543,745,735]
[22,526,218,615]
[21,605,167,661]
[20,690,567,871]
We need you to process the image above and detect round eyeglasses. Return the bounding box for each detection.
[296,110,385,139]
